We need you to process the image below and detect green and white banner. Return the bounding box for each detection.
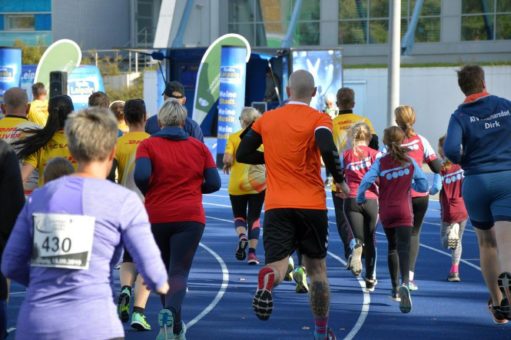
[192,34,251,126]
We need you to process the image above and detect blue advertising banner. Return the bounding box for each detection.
[67,65,105,110]
[20,65,37,101]
[0,48,22,101]
[217,46,247,164]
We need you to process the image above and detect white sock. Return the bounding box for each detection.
[409,271,415,281]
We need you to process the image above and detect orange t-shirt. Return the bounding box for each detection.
[252,102,332,210]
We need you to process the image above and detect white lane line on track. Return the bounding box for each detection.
[206,214,368,340]
[327,251,370,340]
[186,242,229,329]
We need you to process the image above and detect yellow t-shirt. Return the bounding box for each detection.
[225,129,266,196]
[332,113,375,153]
[27,99,49,127]
[0,116,39,145]
[331,113,375,192]
[25,130,77,186]
[115,131,150,198]
[0,116,41,193]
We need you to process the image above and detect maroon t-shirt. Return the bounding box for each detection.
[401,134,437,198]
[136,136,216,224]
[439,164,468,224]
[343,146,379,199]
[378,155,415,228]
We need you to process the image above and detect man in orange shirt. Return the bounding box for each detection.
[237,70,346,340]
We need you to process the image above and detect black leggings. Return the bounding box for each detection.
[332,193,353,259]
[384,226,412,288]
[151,221,205,329]
[343,198,378,279]
[229,191,265,240]
[409,196,429,272]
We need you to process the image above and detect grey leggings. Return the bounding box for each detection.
[441,220,467,264]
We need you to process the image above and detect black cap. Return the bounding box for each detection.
[162,81,185,98]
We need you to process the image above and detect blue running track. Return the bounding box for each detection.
[6,173,510,339]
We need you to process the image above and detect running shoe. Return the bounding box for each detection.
[117,287,131,323]
[130,311,151,331]
[398,285,412,313]
[407,280,418,291]
[284,257,294,281]
[390,287,401,302]
[293,266,309,294]
[364,278,378,292]
[447,223,460,250]
[156,309,174,340]
[447,272,461,282]
[253,267,275,320]
[314,327,337,340]
[235,237,248,261]
[247,253,260,265]
[488,298,509,324]
[348,241,363,277]
[170,322,187,340]
[498,272,511,319]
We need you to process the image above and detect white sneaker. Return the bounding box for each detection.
[447,223,460,249]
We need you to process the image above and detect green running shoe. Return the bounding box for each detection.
[117,287,131,323]
[156,309,174,340]
[293,266,309,294]
[130,311,151,331]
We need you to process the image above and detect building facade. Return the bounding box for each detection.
[1,1,509,64]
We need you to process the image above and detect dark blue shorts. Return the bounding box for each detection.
[463,170,511,229]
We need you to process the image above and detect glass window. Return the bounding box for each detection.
[370,0,389,18]
[338,20,366,44]
[369,20,388,43]
[6,15,35,31]
[339,0,440,45]
[498,0,511,12]
[228,0,320,47]
[340,0,367,19]
[496,14,511,39]
[461,0,511,40]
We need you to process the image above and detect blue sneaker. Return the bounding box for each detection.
[156,309,174,340]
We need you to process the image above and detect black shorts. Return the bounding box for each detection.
[122,247,133,263]
[263,208,328,264]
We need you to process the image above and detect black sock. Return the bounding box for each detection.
[133,306,145,314]
[248,247,256,254]
[121,285,131,293]
[239,233,247,240]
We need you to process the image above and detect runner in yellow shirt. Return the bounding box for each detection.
[331,87,378,263]
[114,99,153,332]
[223,107,266,265]
[0,87,41,193]
[27,83,49,127]
[15,95,77,186]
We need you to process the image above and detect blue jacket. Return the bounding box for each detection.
[145,115,204,142]
[444,94,511,175]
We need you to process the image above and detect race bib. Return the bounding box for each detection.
[31,213,95,270]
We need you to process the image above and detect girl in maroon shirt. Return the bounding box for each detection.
[429,135,468,283]
[342,122,380,292]
[358,126,429,313]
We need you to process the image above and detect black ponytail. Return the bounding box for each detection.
[15,95,74,159]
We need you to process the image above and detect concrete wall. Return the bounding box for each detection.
[344,66,511,147]
[52,0,131,50]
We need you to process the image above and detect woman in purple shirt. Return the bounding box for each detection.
[1,107,169,339]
